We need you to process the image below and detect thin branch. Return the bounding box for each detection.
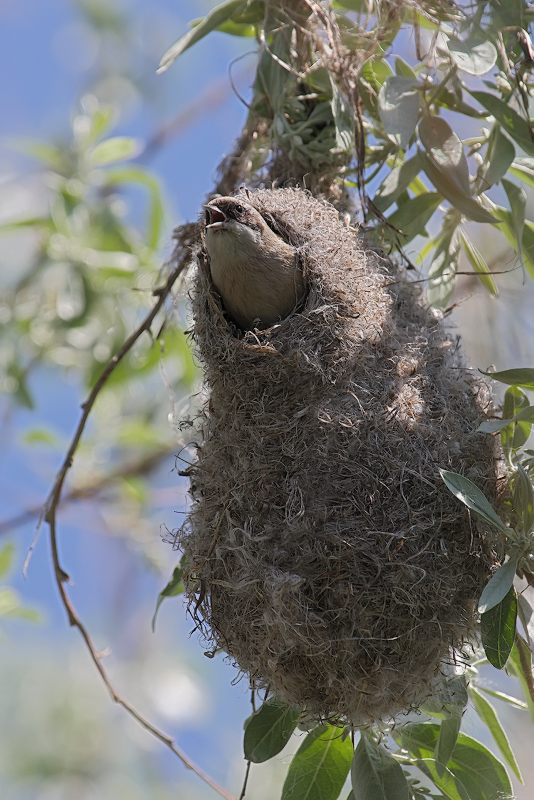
[39,250,238,800]
[0,446,176,537]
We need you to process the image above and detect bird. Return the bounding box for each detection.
[203,195,305,330]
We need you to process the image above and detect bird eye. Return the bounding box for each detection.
[234,204,245,215]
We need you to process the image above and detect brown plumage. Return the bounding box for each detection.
[203,196,305,330]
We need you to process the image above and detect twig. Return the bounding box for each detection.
[39,251,238,800]
[239,761,252,800]
[0,446,175,537]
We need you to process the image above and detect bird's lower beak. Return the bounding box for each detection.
[205,205,227,230]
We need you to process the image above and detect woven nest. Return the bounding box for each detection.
[176,187,498,726]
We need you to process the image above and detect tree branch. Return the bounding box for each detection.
[37,244,238,800]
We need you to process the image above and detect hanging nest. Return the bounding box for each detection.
[175,186,499,726]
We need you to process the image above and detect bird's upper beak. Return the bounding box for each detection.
[205,204,227,230]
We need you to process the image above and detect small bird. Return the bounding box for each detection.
[203,196,305,330]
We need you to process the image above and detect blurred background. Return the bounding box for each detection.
[1,1,534,799]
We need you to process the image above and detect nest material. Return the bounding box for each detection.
[177,187,498,726]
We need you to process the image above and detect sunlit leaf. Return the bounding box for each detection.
[439,470,510,536]
[459,231,499,297]
[244,701,300,762]
[469,686,523,781]
[500,386,531,452]
[90,136,142,166]
[478,686,527,711]
[481,585,517,668]
[282,725,353,800]
[351,734,410,800]
[157,0,247,72]
[0,544,15,580]
[416,758,470,800]
[480,368,534,391]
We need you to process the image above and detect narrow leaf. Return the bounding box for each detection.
[478,559,519,614]
[282,725,353,800]
[507,635,534,723]
[385,192,441,244]
[0,544,14,580]
[482,129,515,189]
[373,155,423,212]
[470,91,534,157]
[459,231,499,297]
[90,136,142,166]
[439,470,510,535]
[469,686,523,781]
[244,701,300,763]
[481,585,517,667]
[500,386,532,452]
[152,555,186,631]
[435,716,462,776]
[478,686,527,710]
[502,178,527,263]
[157,0,246,72]
[351,734,410,800]
[480,368,534,391]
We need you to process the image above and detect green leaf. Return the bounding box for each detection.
[385,192,441,245]
[330,76,355,152]
[480,367,534,391]
[351,734,410,800]
[90,136,142,166]
[244,701,300,763]
[421,153,497,223]
[439,470,510,536]
[373,155,423,212]
[478,559,519,614]
[513,463,534,536]
[427,232,459,310]
[281,725,353,800]
[481,585,517,668]
[0,544,15,580]
[395,57,416,79]
[477,686,527,711]
[469,91,534,157]
[399,724,513,800]
[459,231,499,297]
[469,686,523,781]
[506,636,534,723]
[435,716,462,777]
[157,0,246,72]
[495,207,534,280]
[483,130,515,190]
[152,555,187,631]
[502,179,526,263]
[509,157,534,189]
[415,759,470,800]
[500,386,531,452]
[419,116,470,196]
[378,76,420,150]
[446,37,497,76]
[104,166,165,250]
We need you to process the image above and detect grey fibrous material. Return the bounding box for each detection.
[176,187,498,726]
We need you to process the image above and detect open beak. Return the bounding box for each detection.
[205,204,227,230]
